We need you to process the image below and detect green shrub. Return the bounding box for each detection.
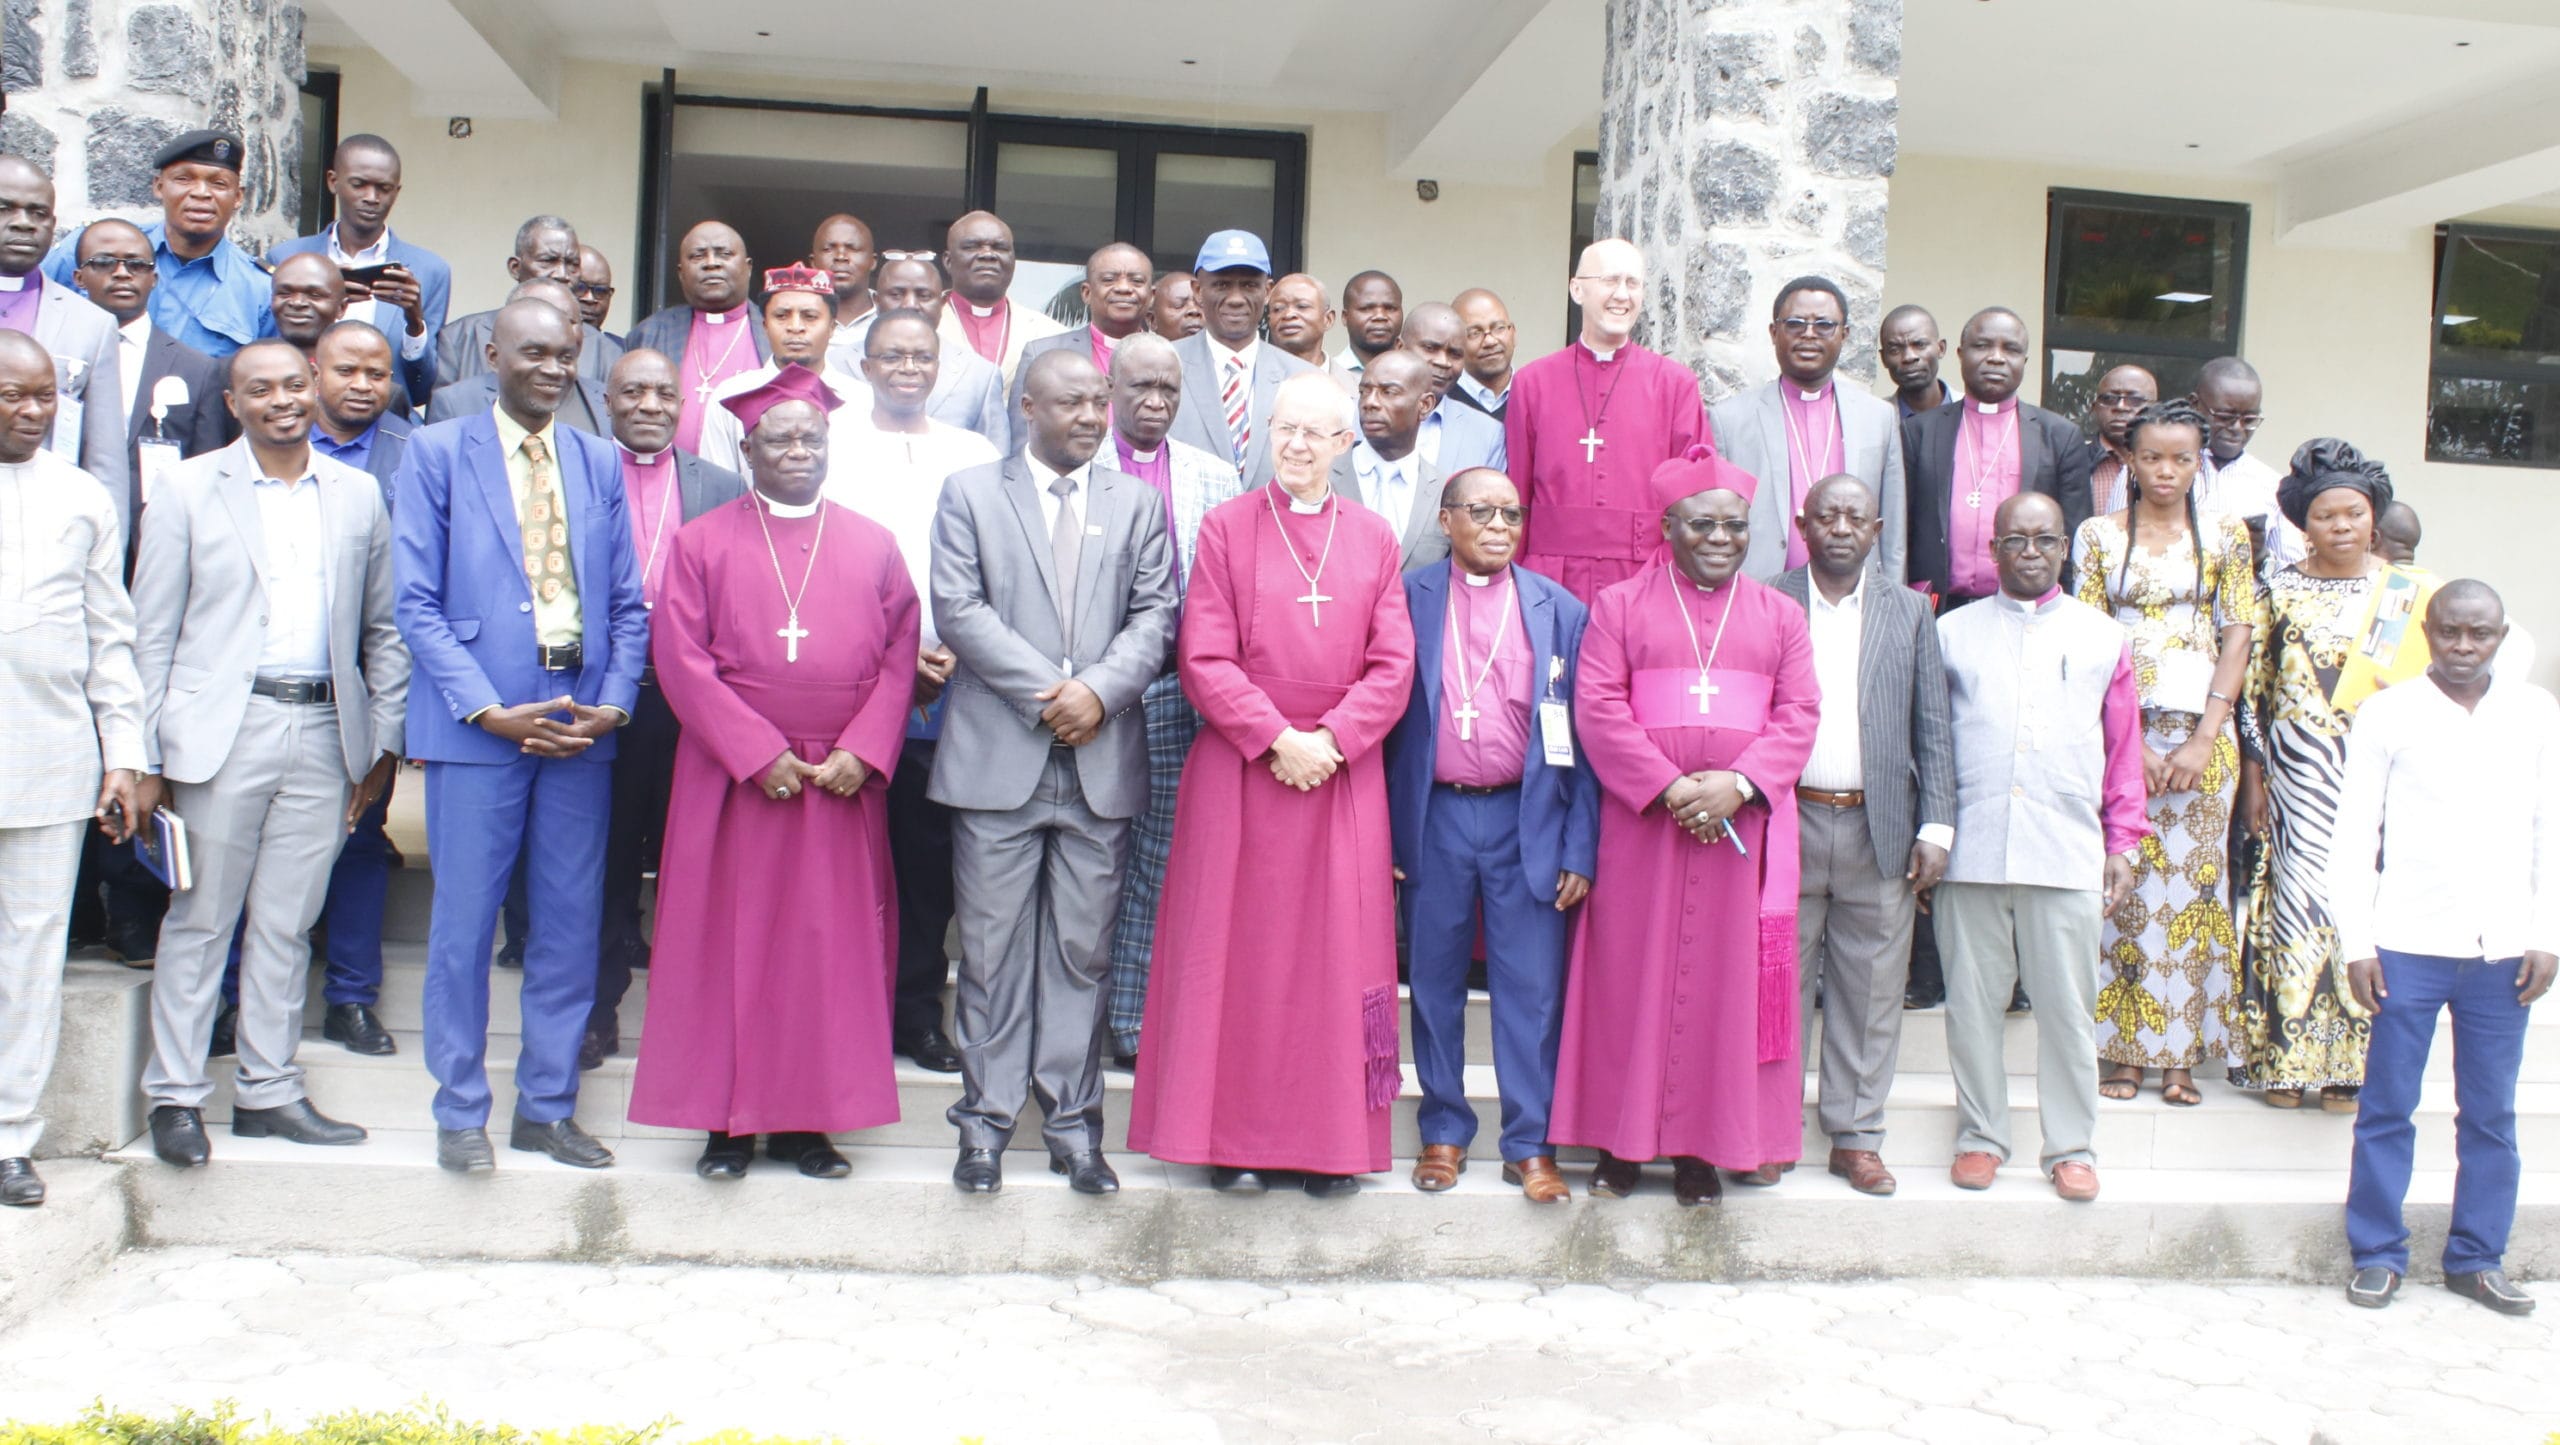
[0,1403,989,1445]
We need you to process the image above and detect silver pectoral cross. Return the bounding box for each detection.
[1690,670,1719,714]
[1298,587,1332,626]
[777,615,809,663]
[1966,487,1983,509]
[1453,698,1482,741]
[1578,427,1606,464]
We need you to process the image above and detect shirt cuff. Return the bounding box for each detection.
[400,327,429,358]
[464,704,493,726]
[1915,823,1954,852]
[602,706,630,726]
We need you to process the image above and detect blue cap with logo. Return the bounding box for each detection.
[1193,229,1273,276]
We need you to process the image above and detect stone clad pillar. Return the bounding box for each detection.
[1597,0,1901,399]
[1,0,305,252]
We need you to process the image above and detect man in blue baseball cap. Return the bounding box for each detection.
[1166,229,1310,482]
[44,130,273,360]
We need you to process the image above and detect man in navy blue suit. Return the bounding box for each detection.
[1385,467,1598,1204]
[267,136,450,406]
[392,299,647,1174]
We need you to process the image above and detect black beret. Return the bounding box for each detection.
[152,130,245,174]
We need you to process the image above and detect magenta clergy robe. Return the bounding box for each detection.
[1548,568,1819,1168]
[1505,341,1710,604]
[628,498,920,1133]
[1128,485,1417,1174]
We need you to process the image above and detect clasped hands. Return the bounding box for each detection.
[477,695,620,758]
[1268,726,1342,791]
[2142,735,2214,797]
[1658,770,1748,845]
[763,748,869,801]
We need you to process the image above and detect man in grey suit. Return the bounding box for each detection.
[1714,276,1907,585]
[869,256,1010,451]
[1770,476,1954,1198]
[426,280,611,436]
[0,158,131,537]
[1341,350,1448,570]
[928,350,1178,1197]
[433,216,623,396]
[1399,302,1506,476]
[1170,229,1311,480]
[128,341,409,1168]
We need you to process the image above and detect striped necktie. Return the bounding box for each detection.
[1222,354,1251,472]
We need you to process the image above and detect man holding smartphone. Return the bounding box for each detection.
[268,135,449,405]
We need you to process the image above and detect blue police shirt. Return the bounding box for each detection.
[45,218,271,359]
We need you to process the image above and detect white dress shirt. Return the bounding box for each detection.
[251,469,332,677]
[118,314,150,426]
[1210,335,1262,386]
[1802,573,1954,850]
[1353,440,1417,539]
[324,223,430,361]
[2329,672,2560,963]
[2200,451,2302,570]
[823,416,997,651]
[1024,448,1091,536]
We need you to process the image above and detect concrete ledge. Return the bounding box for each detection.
[35,961,152,1160]
[110,1130,2556,1285]
[0,1161,129,1331]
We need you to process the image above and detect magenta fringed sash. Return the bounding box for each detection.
[1360,984,1400,1112]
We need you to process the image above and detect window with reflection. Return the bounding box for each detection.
[2430,224,2560,468]
[2042,190,2248,425]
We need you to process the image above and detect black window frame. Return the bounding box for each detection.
[2427,220,2560,471]
[637,78,1306,318]
[2041,187,2250,419]
[297,68,342,238]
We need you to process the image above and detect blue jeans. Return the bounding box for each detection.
[2346,949,2533,1276]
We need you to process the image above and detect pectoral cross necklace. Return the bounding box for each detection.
[1266,483,1340,626]
[689,313,752,406]
[1444,571,1516,742]
[1666,563,1738,714]
[1965,404,2014,510]
[1572,344,1629,467]
[750,490,827,663]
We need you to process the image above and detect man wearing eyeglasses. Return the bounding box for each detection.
[268,136,449,407]
[627,222,769,458]
[2079,364,2158,517]
[574,248,619,344]
[1384,467,1596,1203]
[0,157,131,538]
[2192,356,2300,569]
[1933,492,2148,1204]
[72,220,231,516]
[1445,289,1517,422]
[430,216,624,398]
[43,130,273,363]
[1711,275,1908,585]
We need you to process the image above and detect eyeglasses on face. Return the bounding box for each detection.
[1778,317,1843,337]
[2093,391,2151,408]
[1447,503,1524,527]
[1994,533,2069,555]
[1462,322,1514,342]
[1674,517,1750,538]
[2205,408,2263,428]
[1268,422,1347,446]
[867,350,935,369]
[79,256,156,276]
[570,282,614,299]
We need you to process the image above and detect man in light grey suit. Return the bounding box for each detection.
[1169,229,1312,481]
[129,342,409,1169]
[0,157,131,537]
[1712,276,1907,585]
[1770,476,1954,1199]
[928,350,1178,1198]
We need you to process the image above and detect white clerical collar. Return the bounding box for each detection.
[757,493,820,518]
[0,272,27,293]
[1794,379,1834,403]
[966,300,1001,318]
[619,444,667,466]
[704,307,740,324]
[1460,566,1507,588]
[1123,443,1160,463]
[1582,340,1619,362]
[1971,396,2016,416]
[1284,485,1330,514]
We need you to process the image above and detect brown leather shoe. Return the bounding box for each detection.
[1503,1156,1570,1203]
[2050,1161,2100,1202]
[1410,1143,1466,1193]
[1950,1151,2000,1190]
[1827,1148,1897,1196]
[1588,1151,1642,1198]
[1671,1156,1722,1207]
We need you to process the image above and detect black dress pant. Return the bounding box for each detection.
[71,826,168,948]
[592,681,680,1039]
[887,739,955,1040]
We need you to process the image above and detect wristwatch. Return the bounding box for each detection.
[1732,773,1758,805]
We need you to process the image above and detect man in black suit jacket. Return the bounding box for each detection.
[70,220,230,540]
[1773,476,1956,1198]
[1900,307,2091,609]
[623,221,770,451]
[583,348,749,1069]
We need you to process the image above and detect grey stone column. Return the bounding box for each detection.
[1,0,305,253]
[1597,0,1900,400]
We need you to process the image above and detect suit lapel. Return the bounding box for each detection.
[210,445,273,599]
[128,332,165,440]
[1002,455,1064,614]
[1412,562,1447,725]
[1406,453,1444,561]
[2018,403,2050,493]
[467,414,530,603]
[556,430,596,610]
[1522,574,1556,708]
[1072,468,1116,632]
[315,464,345,623]
[1930,407,1960,556]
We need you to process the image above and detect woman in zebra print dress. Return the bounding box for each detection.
[2232,441,2437,1110]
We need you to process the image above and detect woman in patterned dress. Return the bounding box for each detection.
[2075,401,2259,1107]
[2233,440,2437,1111]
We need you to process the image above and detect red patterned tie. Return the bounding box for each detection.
[1221,355,1250,473]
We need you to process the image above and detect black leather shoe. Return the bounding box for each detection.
[1208,1166,1269,1194]
[2009,984,2032,1014]
[1108,1051,1138,1072]
[1052,1150,1120,1194]
[0,1157,43,1206]
[1302,1172,1361,1198]
[578,1028,617,1072]
[207,1004,236,1058]
[768,1132,851,1179]
[1671,1156,1723,1208]
[232,1098,366,1146]
[1902,983,1945,1010]
[1588,1152,1642,1199]
[2346,1266,2401,1309]
[436,1127,495,1174]
[696,1132,753,1181]
[2446,1268,2536,1316]
[509,1113,614,1169]
[899,1026,964,1074]
[496,940,524,970]
[953,1146,1002,1194]
[322,1004,396,1056]
[104,925,157,968]
[149,1105,209,1168]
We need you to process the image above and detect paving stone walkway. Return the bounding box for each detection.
[0,1250,2550,1444]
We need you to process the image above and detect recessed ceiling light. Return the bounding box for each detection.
[2155,292,2212,304]
[2443,314,2478,326]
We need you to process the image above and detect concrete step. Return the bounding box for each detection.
[209,1026,2560,1170]
[101,1127,2560,1284]
[303,947,2560,1083]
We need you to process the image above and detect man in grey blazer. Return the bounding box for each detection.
[1169,230,1311,480]
[128,341,409,1168]
[928,350,1178,1197]
[1771,476,1954,1198]
[0,157,131,537]
[869,256,1010,452]
[1713,277,1907,585]
[1249,348,1446,570]
[433,217,623,396]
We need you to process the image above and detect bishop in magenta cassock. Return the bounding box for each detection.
[1549,445,1820,1208]
[1128,372,1417,1197]
[1505,239,1710,604]
[627,363,921,1183]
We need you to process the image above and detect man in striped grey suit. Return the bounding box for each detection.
[1771,475,1955,1198]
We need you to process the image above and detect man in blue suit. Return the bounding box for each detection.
[392,299,647,1174]
[267,135,451,406]
[1385,467,1598,1204]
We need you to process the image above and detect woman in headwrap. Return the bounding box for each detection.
[2230,439,2433,1110]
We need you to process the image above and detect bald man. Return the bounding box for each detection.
[431,215,623,394]
[940,210,1067,390]
[1007,241,1155,423]
[1263,273,1338,376]
[425,279,610,435]
[627,221,770,455]
[1447,288,1516,421]
[1401,302,1506,476]
[811,213,879,349]
[265,253,347,360]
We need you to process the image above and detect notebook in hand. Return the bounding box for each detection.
[132,807,192,891]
